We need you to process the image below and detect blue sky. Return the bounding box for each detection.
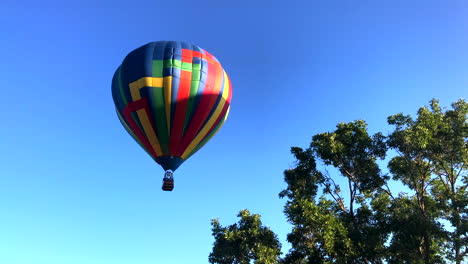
[0,1,467,263]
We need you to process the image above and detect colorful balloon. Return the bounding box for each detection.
[112,41,232,190]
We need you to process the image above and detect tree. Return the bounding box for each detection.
[427,99,467,264]
[385,194,446,264]
[388,99,467,263]
[279,121,389,263]
[209,99,467,264]
[279,147,354,263]
[386,112,446,263]
[209,209,281,264]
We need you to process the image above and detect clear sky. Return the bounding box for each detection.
[0,1,467,263]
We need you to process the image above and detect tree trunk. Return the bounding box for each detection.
[454,207,461,264]
[424,233,430,264]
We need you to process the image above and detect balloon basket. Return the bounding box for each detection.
[162,170,174,191]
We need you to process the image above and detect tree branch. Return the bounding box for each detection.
[456,162,465,178]
[323,169,347,212]
[383,182,395,200]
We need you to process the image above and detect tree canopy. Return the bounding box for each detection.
[209,210,281,264]
[209,99,467,264]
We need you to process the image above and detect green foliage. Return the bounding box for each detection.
[282,196,354,264]
[209,99,467,264]
[388,99,467,263]
[385,195,447,264]
[279,121,390,263]
[209,210,281,264]
[311,121,388,193]
[279,147,321,202]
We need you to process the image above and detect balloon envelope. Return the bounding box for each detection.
[112,41,232,171]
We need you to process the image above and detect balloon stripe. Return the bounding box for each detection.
[163,76,172,137]
[129,77,163,100]
[183,61,201,134]
[189,72,232,159]
[152,60,163,78]
[126,97,163,156]
[138,108,163,157]
[200,72,232,139]
[188,70,228,146]
[116,109,154,160]
[176,58,219,155]
[176,61,214,154]
[149,86,169,154]
[117,67,126,98]
[170,47,193,152]
[128,78,165,156]
[180,97,228,158]
[169,67,180,131]
[169,69,192,154]
[185,58,208,131]
[150,60,169,154]
[186,48,217,132]
[117,68,147,143]
[185,108,229,160]
[167,45,181,132]
[183,106,230,160]
[115,67,129,111]
[163,59,197,70]
[199,69,225,131]
[183,121,222,160]
[112,68,128,122]
[185,76,232,159]
[202,57,224,126]
[179,72,230,157]
[227,73,233,103]
[122,101,158,159]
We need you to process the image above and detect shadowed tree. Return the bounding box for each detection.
[209,209,281,264]
[279,121,389,263]
[278,147,339,263]
[385,194,446,264]
[426,99,467,264]
[209,99,466,264]
[388,99,467,264]
[310,120,389,263]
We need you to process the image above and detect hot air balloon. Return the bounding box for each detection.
[112,41,232,191]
